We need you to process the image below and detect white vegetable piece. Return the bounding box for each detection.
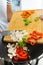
[7,43,15,49]
[8,47,14,54]
[10,30,28,42]
[7,43,17,59]
[10,34,17,41]
[23,47,27,51]
[16,43,18,46]
[12,49,16,56]
[7,43,11,48]
[11,44,15,47]
[8,54,13,59]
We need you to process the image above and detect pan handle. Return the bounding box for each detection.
[10,61,14,65]
[11,61,14,65]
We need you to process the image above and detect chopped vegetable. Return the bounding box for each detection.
[15,46,29,61]
[14,56,19,61]
[23,18,32,26]
[27,37,37,46]
[10,30,28,41]
[25,21,29,25]
[21,10,35,18]
[7,30,31,61]
[21,11,30,18]
[29,10,35,13]
[34,17,40,21]
[23,47,28,51]
[32,31,43,37]
[22,35,27,42]
[27,31,43,46]
[25,20,32,26]
[17,35,28,47]
[30,33,42,40]
[18,40,26,47]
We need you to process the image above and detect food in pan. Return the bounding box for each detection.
[7,43,17,59]
[6,31,30,61]
[13,46,29,61]
[7,39,30,61]
[6,30,43,61]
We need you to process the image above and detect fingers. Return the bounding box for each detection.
[0,30,3,33]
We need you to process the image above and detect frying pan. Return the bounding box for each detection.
[0,31,43,65]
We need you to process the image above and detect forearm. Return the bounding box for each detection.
[7,4,13,22]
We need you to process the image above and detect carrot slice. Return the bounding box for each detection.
[27,38,37,46]
[21,10,35,18]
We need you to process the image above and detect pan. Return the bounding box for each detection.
[0,31,43,64]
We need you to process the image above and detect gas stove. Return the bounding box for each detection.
[28,53,43,65]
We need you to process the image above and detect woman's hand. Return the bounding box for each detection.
[0,30,2,33]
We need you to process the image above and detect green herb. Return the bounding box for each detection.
[23,18,27,22]
[25,20,32,25]
[18,35,27,47]
[22,35,27,42]
[18,41,26,47]
[34,17,40,21]
[23,18,32,26]
[25,21,29,25]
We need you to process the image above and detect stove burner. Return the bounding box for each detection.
[28,53,43,65]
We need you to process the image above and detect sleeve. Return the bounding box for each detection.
[7,0,12,4]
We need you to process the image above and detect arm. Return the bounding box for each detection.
[7,0,13,22]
